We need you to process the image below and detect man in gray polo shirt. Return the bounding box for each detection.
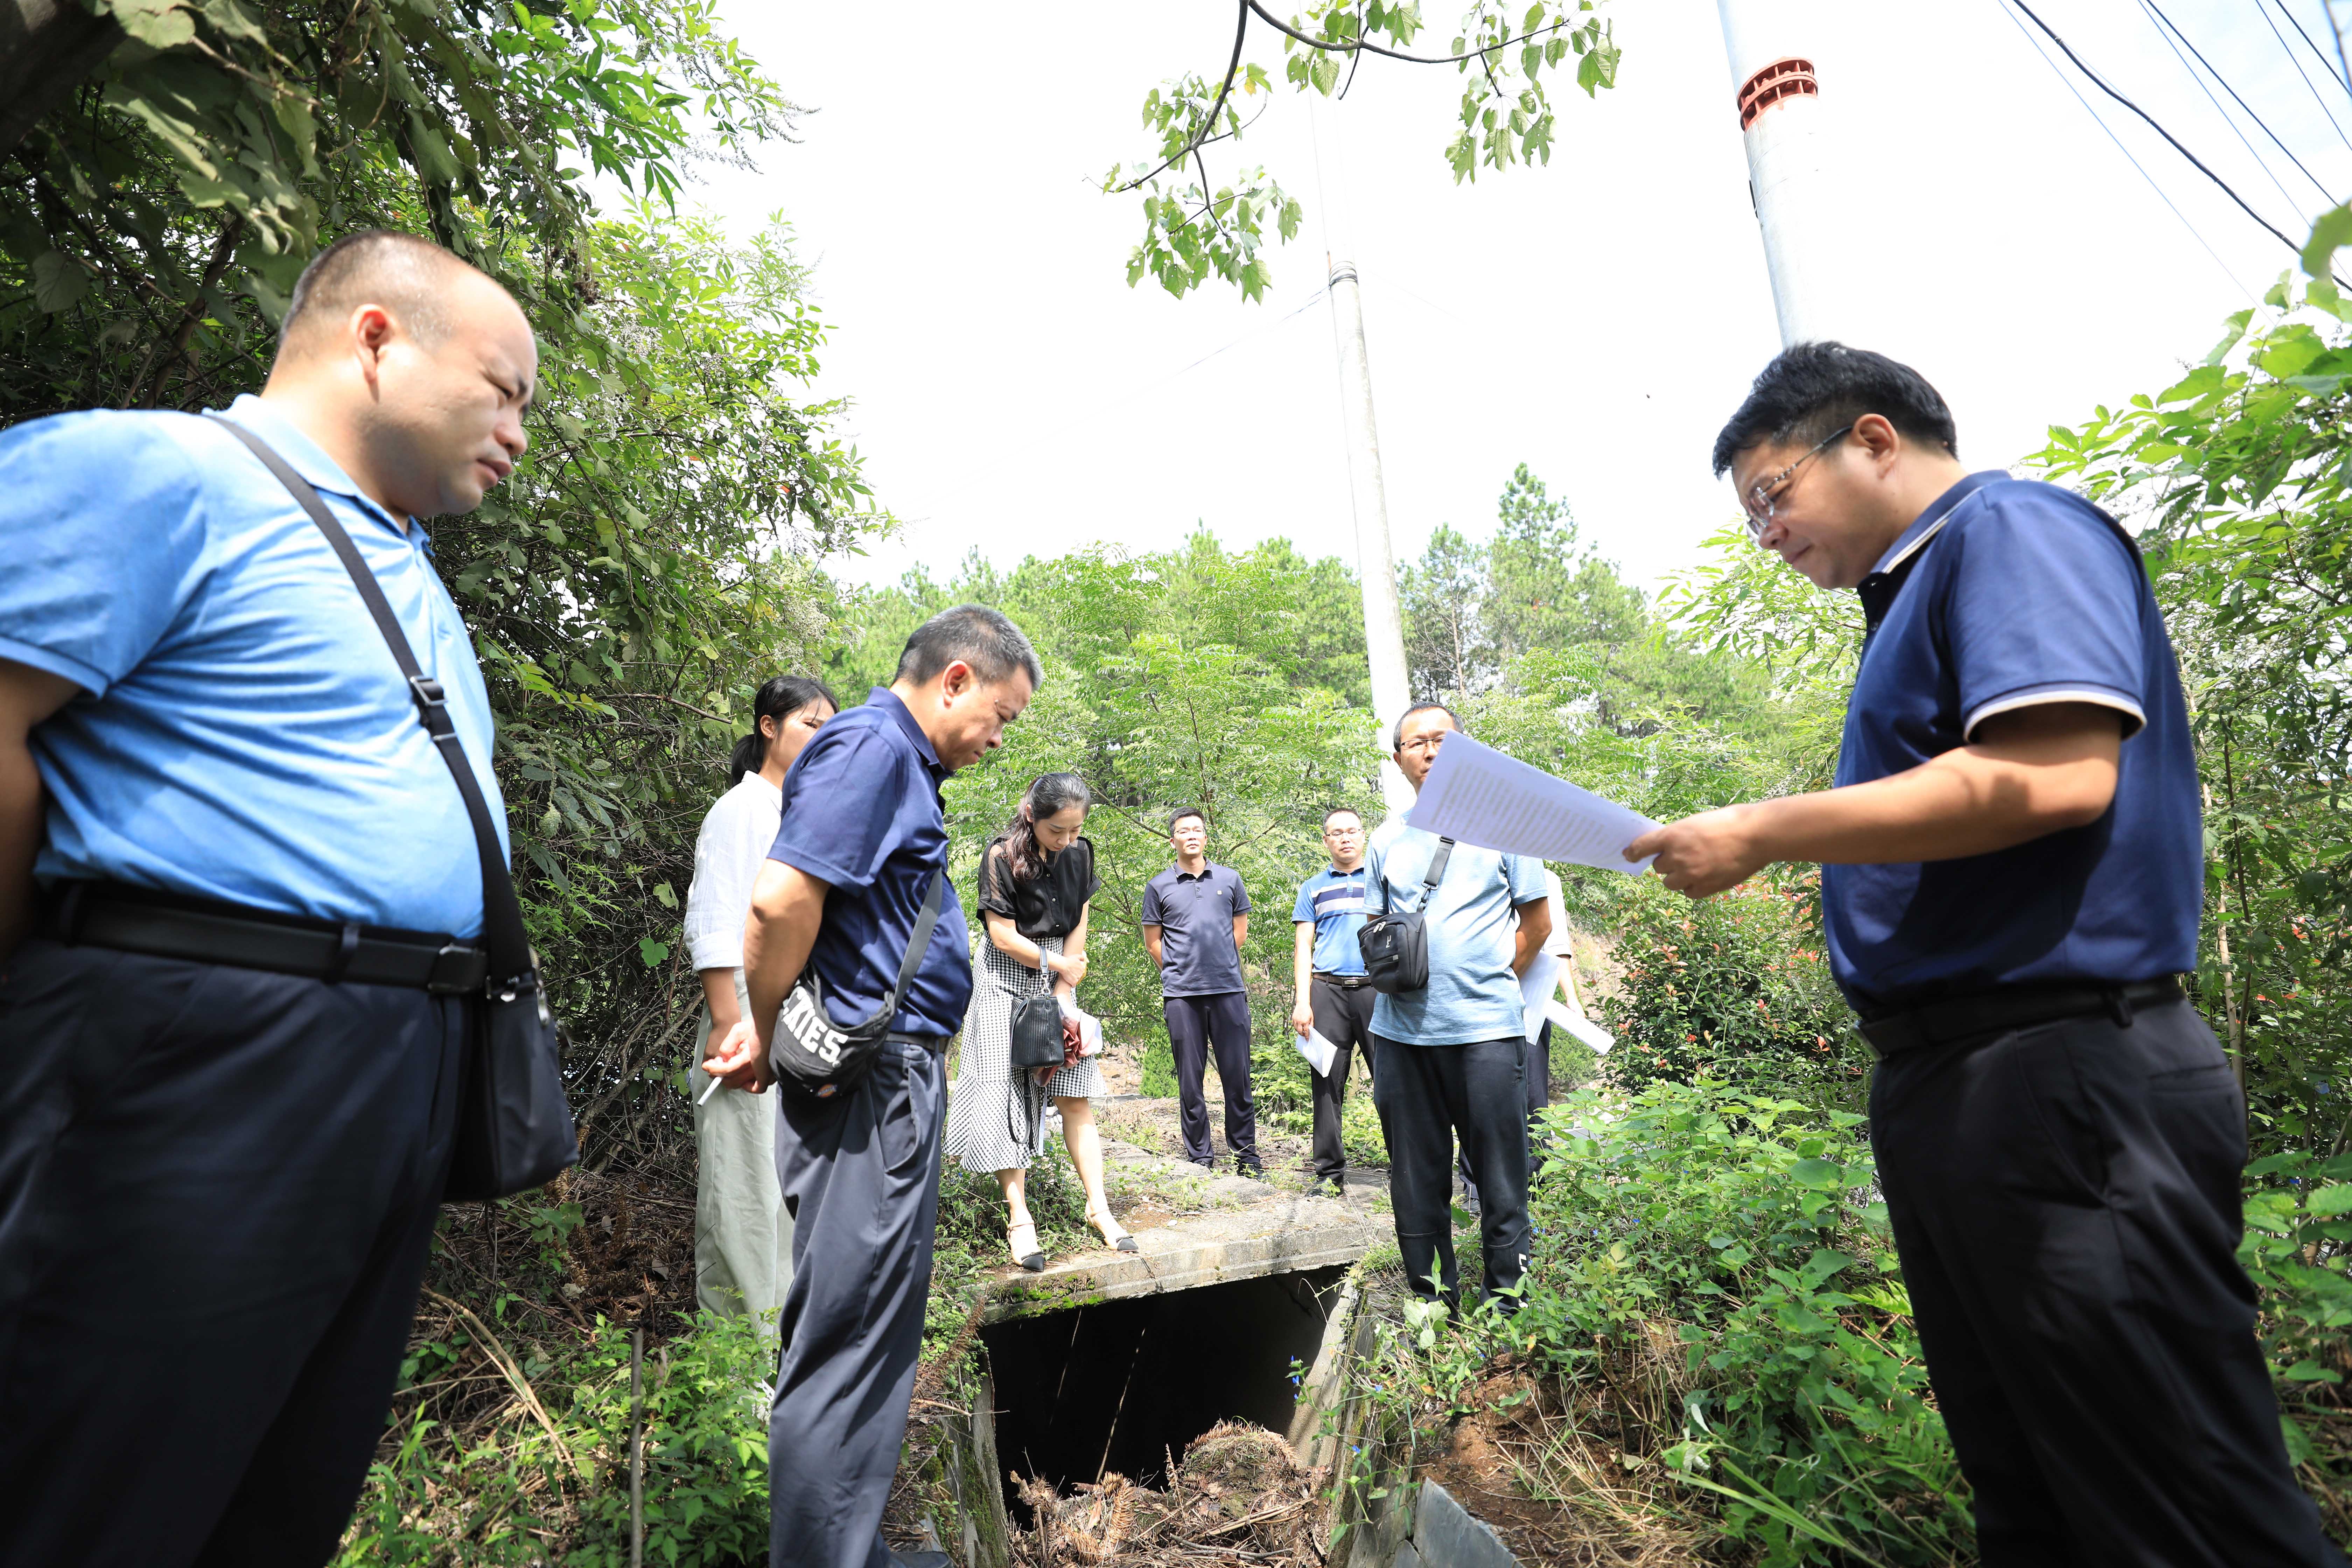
[1141,808,1259,1173]
[1368,704,1549,1306]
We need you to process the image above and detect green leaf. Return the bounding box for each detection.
[1788,1157,1844,1188]
[637,936,671,969]
[2306,1184,2352,1218]
[30,251,89,313]
[107,0,197,49]
[2303,203,2352,280]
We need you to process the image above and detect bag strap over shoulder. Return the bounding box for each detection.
[206,415,530,988]
[878,873,947,1024]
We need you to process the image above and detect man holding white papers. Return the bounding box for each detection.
[1368,703,1549,1307]
[1290,806,1377,1193]
[1629,344,2336,1568]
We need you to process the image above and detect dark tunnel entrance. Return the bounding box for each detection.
[980,1266,1347,1512]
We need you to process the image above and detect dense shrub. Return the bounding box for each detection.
[1343,1080,1970,1566]
[1596,880,1862,1113]
[338,1310,776,1566]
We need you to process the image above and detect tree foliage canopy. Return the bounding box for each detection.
[1107,1,1621,300]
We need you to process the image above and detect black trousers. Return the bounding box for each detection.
[770,1037,946,1568]
[0,939,463,1568]
[1307,975,1377,1182]
[1371,1033,1530,1302]
[1164,991,1257,1169]
[1872,997,2344,1567]
[1460,1022,1551,1201]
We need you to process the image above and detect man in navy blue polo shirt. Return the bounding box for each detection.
[1630,343,2338,1567]
[1290,805,1375,1191]
[1141,810,1259,1173]
[0,231,536,1566]
[700,604,1036,1568]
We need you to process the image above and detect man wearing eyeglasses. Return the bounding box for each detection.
[1627,343,2337,1567]
[1290,805,1376,1193]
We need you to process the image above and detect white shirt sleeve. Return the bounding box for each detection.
[682,778,782,973]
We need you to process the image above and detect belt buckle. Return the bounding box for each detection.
[426,942,478,996]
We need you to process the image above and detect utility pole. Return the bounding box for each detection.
[1325,258,1416,813]
[1715,0,1851,346]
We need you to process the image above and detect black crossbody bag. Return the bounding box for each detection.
[770,872,946,1098]
[209,417,579,1201]
[1358,836,1454,995]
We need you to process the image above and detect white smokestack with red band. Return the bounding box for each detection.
[1717,0,1853,346]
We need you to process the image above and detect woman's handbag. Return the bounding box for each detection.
[210,417,580,1201]
[1357,837,1455,995]
[1008,990,1068,1072]
[769,872,946,1099]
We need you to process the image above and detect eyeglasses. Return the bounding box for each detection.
[1742,424,1853,540]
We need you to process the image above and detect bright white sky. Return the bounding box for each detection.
[681,0,2350,600]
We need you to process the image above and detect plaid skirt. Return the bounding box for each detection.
[942,934,1105,1175]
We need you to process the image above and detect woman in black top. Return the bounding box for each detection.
[942,772,1135,1269]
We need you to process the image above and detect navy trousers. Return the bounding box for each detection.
[0,939,463,1568]
[1163,990,1257,1170]
[1873,997,2344,1567]
[1372,1033,1530,1303]
[770,1038,946,1568]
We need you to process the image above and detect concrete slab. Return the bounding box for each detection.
[981,1143,1387,1322]
[1409,1482,1521,1568]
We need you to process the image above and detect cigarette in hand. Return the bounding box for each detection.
[696,1073,726,1106]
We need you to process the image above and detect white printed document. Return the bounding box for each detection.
[1547,1001,1614,1056]
[1296,1027,1339,1078]
[1520,953,1559,1044]
[1409,734,1657,874]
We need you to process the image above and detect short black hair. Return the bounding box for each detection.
[1322,805,1364,830]
[1711,341,1958,478]
[894,604,1043,691]
[1391,701,1464,753]
[1168,807,1206,835]
[280,229,477,350]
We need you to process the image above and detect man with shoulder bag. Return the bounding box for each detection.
[0,230,573,1568]
[1362,703,1550,1309]
[701,605,1039,1568]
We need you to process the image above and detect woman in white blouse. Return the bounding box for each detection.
[682,674,837,1329]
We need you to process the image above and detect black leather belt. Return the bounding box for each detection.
[1314,972,1372,989]
[887,1031,950,1052]
[38,880,488,996]
[1857,978,2185,1057]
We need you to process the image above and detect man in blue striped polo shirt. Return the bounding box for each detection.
[1290,806,1376,1192]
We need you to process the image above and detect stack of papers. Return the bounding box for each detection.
[1409,734,1658,874]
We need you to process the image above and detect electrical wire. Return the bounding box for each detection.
[2272,0,2352,96]
[2258,0,2352,151]
[2007,0,2322,270]
[2143,0,2332,206]
[1994,0,2255,299]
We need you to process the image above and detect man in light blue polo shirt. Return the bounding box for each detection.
[1632,343,2340,1568]
[1367,705,1549,1306]
[1290,805,1376,1191]
[0,231,536,1567]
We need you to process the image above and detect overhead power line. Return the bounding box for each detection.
[2005,0,2328,273]
[2142,0,2332,206]
[2258,0,2352,152]
[1994,0,2252,299]
[2272,0,2352,97]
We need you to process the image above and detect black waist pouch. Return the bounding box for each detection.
[1358,838,1453,995]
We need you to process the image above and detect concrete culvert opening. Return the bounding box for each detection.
[981,1265,1347,1515]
